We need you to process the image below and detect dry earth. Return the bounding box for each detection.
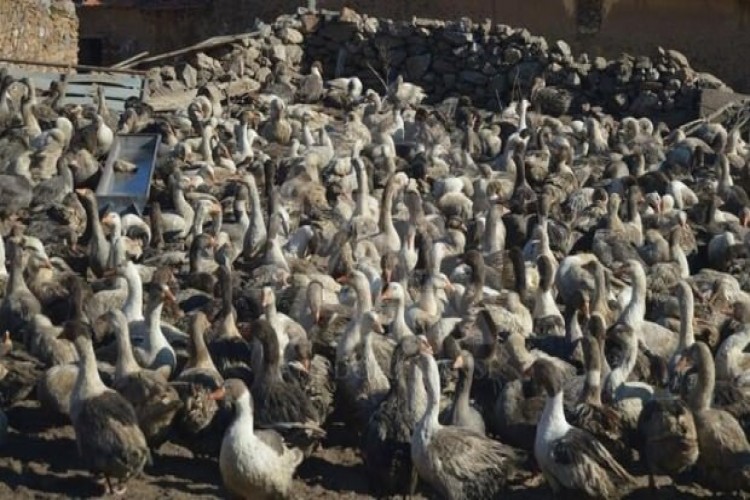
[0,400,723,499]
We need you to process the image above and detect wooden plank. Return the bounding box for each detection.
[66,74,142,88]
[0,57,147,75]
[111,51,150,69]
[125,30,260,68]
[2,67,60,90]
[66,85,138,101]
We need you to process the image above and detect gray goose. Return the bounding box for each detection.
[410,342,528,500]
[531,358,635,499]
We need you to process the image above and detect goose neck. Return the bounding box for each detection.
[678,291,695,350]
[146,298,165,345]
[354,279,373,314]
[539,390,569,439]
[672,242,689,278]
[123,265,143,320]
[452,366,473,419]
[688,354,715,412]
[416,354,441,435]
[604,333,638,396]
[232,392,255,428]
[191,327,218,371]
[114,319,139,380]
[8,256,28,294]
[619,267,646,327]
[354,160,368,216]
[74,336,108,403]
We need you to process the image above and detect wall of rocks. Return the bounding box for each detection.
[145,15,306,101]
[0,0,78,66]
[302,7,730,121]
[144,7,733,124]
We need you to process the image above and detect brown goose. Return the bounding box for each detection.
[637,393,698,490]
[676,342,750,491]
[106,310,182,448]
[250,319,325,452]
[63,320,150,495]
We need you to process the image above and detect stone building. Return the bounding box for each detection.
[0,0,79,66]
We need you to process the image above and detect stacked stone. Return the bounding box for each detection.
[302,7,731,118]
[146,14,307,98]
[143,6,731,120]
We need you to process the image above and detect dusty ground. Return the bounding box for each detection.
[0,400,720,499]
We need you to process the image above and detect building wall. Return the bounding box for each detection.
[0,0,79,66]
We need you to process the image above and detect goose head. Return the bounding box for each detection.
[528,358,562,397]
[211,378,253,413]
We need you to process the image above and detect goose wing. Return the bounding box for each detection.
[547,427,634,498]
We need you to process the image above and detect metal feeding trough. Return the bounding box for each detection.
[96,134,160,215]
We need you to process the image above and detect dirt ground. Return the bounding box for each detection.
[0,400,720,499]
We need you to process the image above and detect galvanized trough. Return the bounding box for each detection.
[96,134,160,215]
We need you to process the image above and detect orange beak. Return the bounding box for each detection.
[452,354,465,370]
[208,386,226,400]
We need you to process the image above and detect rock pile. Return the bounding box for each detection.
[145,14,307,99]
[144,7,733,120]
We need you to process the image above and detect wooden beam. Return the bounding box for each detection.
[0,57,147,75]
[111,51,150,69]
[122,30,261,68]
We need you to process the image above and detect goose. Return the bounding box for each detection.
[363,335,423,497]
[715,319,750,385]
[260,286,306,363]
[410,342,527,500]
[565,332,630,464]
[531,358,635,498]
[440,349,485,434]
[1,238,42,336]
[170,312,225,456]
[107,310,182,447]
[76,189,110,278]
[676,342,750,491]
[297,61,324,103]
[637,393,698,489]
[615,259,678,359]
[249,319,324,452]
[214,378,303,499]
[131,282,178,379]
[380,281,414,341]
[602,323,655,429]
[532,254,565,336]
[336,309,391,426]
[62,320,150,495]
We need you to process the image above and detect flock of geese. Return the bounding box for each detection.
[1,57,750,499]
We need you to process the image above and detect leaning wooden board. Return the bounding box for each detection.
[62,72,145,112]
[0,63,145,112]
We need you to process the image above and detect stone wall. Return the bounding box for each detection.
[144,7,732,126]
[302,8,728,122]
[0,0,78,66]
